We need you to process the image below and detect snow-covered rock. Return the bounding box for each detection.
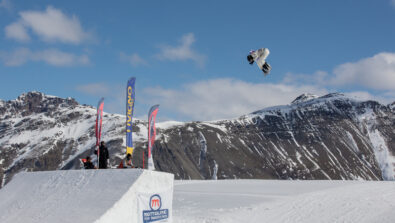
[291,93,319,104]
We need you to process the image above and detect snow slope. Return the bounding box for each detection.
[0,170,174,223]
[173,180,395,223]
[1,169,394,223]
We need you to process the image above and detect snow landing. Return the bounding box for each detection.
[1,173,395,223]
[0,170,174,223]
[173,180,395,223]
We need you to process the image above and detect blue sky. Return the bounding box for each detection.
[0,0,395,121]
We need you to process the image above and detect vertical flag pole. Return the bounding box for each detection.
[95,98,104,169]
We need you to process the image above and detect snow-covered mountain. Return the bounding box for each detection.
[0,91,394,187]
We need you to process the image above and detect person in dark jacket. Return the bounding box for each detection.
[84,156,96,169]
[94,141,109,169]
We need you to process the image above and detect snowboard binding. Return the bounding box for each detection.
[262,62,271,74]
[247,55,254,65]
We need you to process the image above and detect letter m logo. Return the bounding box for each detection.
[151,199,160,208]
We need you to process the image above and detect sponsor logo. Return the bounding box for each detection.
[150,194,161,210]
[127,86,134,132]
[143,194,169,223]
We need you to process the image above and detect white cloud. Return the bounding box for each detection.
[155,33,206,67]
[285,52,395,91]
[344,91,394,105]
[331,52,395,90]
[0,48,90,66]
[0,0,11,11]
[142,78,328,121]
[391,0,395,8]
[283,52,395,105]
[5,22,30,42]
[76,83,111,96]
[344,91,376,101]
[75,77,394,122]
[0,48,30,66]
[5,6,90,44]
[76,83,125,114]
[383,91,395,98]
[283,70,328,86]
[120,52,148,67]
[36,49,90,66]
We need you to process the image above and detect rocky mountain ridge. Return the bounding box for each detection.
[0,91,394,187]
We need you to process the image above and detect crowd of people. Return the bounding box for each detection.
[82,141,135,170]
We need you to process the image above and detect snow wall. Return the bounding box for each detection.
[0,169,174,223]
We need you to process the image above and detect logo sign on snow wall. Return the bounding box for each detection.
[138,189,173,223]
[126,77,136,156]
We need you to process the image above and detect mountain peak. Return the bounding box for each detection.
[6,91,79,117]
[17,91,57,101]
[320,92,346,99]
[291,93,319,104]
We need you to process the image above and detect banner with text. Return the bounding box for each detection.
[126,77,136,156]
[137,188,173,223]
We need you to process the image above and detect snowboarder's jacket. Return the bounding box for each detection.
[95,144,109,169]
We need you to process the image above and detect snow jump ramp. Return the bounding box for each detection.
[0,169,174,223]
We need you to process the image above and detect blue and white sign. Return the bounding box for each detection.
[138,189,173,223]
[142,194,169,222]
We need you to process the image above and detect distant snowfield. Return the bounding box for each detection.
[173,180,395,223]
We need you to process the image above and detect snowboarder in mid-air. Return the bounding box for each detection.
[247,47,271,75]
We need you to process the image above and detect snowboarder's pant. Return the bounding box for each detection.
[260,48,270,61]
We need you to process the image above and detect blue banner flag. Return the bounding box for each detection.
[126,77,136,155]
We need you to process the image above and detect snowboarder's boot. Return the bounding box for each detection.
[247,55,254,65]
[262,62,272,74]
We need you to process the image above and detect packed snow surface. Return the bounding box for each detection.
[173,180,395,223]
[0,170,174,223]
[1,170,395,223]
